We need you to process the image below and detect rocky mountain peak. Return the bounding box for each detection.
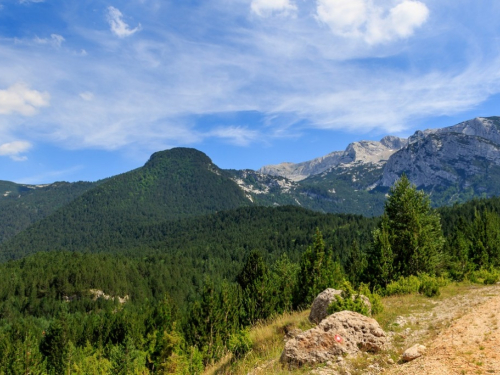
[258,136,407,181]
[381,117,500,188]
[380,135,407,149]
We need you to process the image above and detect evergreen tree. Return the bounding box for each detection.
[40,309,72,374]
[270,254,298,314]
[345,240,367,286]
[470,210,500,268]
[369,175,444,286]
[236,251,275,324]
[294,229,344,308]
[369,217,395,287]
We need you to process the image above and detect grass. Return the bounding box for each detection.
[205,282,498,374]
[203,310,314,375]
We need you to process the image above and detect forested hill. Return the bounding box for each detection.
[0,180,97,244]
[0,205,375,267]
[0,148,251,261]
[0,206,377,307]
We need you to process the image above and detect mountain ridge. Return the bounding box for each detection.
[2,115,500,250]
[258,135,408,182]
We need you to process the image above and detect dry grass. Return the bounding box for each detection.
[204,310,314,375]
[205,282,499,375]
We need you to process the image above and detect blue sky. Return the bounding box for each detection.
[1,0,500,183]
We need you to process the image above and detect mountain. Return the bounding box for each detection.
[244,116,500,211]
[380,117,500,204]
[2,116,500,258]
[0,148,251,260]
[0,180,97,243]
[259,136,407,181]
[229,136,408,215]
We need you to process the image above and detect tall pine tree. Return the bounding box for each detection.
[369,175,444,286]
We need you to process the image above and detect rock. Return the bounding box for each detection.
[281,311,387,368]
[381,117,500,188]
[309,289,343,324]
[309,288,372,324]
[402,344,426,362]
[259,137,407,181]
[284,328,302,341]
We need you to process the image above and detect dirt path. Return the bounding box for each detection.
[387,284,500,375]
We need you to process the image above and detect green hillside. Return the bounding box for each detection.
[0,148,252,260]
[0,180,97,244]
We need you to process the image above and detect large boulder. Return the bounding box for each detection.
[281,311,387,368]
[309,288,372,324]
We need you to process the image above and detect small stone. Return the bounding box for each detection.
[387,358,395,364]
[402,344,426,362]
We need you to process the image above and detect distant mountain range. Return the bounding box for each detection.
[232,116,500,211]
[1,116,500,255]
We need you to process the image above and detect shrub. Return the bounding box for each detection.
[384,274,447,297]
[358,283,383,315]
[227,329,252,359]
[327,281,370,317]
[385,275,421,296]
[484,273,500,285]
[471,268,500,285]
[418,274,441,297]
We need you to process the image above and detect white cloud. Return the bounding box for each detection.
[0,0,498,157]
[0,82,50,116]
[34,34,65,47]
[316,0,367,37]
[0,140,32,161]
[106,6,141,38]
[251,0,296,17]
[19,0,45,3]
[316,0,429,44]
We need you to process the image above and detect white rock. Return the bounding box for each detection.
[402,344,426,362]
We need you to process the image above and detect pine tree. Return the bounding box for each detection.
[369,175,444,286]
[345,240,367,286]
[40,310,72,374]
[294,229,344,308]
[470,209,500,268]
[237,251,275,324]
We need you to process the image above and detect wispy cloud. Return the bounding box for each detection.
[79,91,94,101]
[251,0,297,17]
[0,0,499,157]
[34,34,65,48]
[106,6,141,38]
[0,82,50,116]
[206,126,260,146]
[0,140,32,161]
[16,165,84,184]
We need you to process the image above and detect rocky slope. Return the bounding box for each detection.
[259,136,407,182]
[381,117,500,189]
[249,116,500,211]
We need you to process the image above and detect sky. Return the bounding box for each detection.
[1,0,500,183]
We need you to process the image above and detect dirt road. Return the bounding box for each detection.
[388,284,500,375]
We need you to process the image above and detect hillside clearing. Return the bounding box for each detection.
[207,283,500,374]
